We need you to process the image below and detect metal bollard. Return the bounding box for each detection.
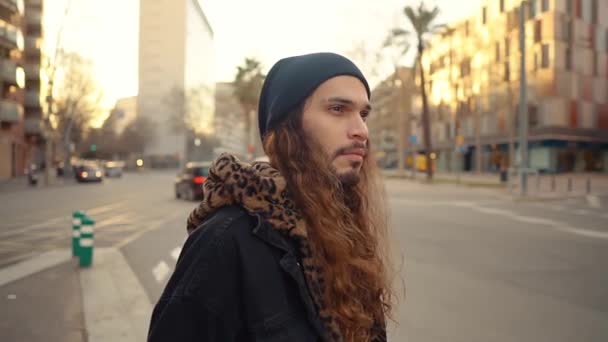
[72,210,86,257]
[586,177,591,194]
[567,177,573,192]
[79,216,96,267]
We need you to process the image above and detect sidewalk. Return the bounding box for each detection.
[383,169,608,201]
[0,248,151,342]
[0,174,76,193]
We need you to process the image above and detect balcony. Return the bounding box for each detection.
[0,59,17,84]
[0,99,24,123]
[24,117,42,135]
[25,8,41,26]
[24,90,41,108]
[0,20,24,50]
[25,0,40,7]
[0,0,24,15]
[25,36,41,54]
[24,63,40,80]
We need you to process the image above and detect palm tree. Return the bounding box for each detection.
[233,58,265,159]
[388,1,443,180]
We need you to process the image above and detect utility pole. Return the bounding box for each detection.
[518,1,529,196]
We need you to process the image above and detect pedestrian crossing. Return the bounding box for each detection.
[152,246,182,284]
[0,201,186,269]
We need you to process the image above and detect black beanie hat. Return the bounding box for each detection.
[257,52,370,140]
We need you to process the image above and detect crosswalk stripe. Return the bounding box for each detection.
[171,247,182,261]
[152,261,170,283]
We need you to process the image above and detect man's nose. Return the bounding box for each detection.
[348,115,368,143]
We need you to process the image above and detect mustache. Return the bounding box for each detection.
[333,142,368,158]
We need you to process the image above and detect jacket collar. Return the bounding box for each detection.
[251,215,329,340]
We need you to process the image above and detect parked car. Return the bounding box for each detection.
[75,164,104,183]
[104,161,124,178]
[174,162,211,201]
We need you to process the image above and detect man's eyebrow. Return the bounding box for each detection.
[326,97,372,111]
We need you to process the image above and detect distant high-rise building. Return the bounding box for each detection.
[138,0,214,165]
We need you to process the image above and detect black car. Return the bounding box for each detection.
[174,162,211,201]
[75,164,104,183]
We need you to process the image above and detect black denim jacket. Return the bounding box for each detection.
[148,205,327,341]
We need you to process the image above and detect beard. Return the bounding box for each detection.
[335,162,362,186]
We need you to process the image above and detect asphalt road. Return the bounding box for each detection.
[1,171,607,341]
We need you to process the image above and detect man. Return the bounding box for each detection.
[148,52,394,342]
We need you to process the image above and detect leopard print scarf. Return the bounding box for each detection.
[186,153,343,341]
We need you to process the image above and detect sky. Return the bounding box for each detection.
[44,0,484,121]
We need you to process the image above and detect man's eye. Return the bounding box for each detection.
[329,105,344,113]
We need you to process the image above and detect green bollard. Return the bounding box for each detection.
[72,211,86,257]
[79,216,95,267]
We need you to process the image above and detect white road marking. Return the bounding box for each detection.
[573,209,590,215]
[466,203,608,240]
[152,261,170,283]
[7,294,16,300]
[601,214,608,220]
[171,247,182,261]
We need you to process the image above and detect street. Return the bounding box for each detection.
[1,172,608,341]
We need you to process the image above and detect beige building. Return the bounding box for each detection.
[368,67,417,168]
[423,0,608,173]
[138,0,214,163]
[0,0,25,180]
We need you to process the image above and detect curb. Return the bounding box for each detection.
[80,248,151,342]
[0,248,152,342]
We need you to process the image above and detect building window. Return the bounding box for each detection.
[565,47,572,70]
[482,7,487,24]
[495,41,501,62]
[529,0,537,19]
[592,0,598,24]
[566,0,572,14]
[565,18,573,42]
[534,19,542,43]
[534,52,539,70]
[504,62,510,81]
[505,38,510,57]
[593,53,598,76]
[500,0,505,12]
[541,43,550,68]
[541,0,549,12]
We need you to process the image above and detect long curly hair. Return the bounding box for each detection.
[262,105,395,341]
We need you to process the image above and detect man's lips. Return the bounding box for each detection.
[340,148,367,157]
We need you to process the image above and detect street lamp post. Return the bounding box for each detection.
[518,1,529,196]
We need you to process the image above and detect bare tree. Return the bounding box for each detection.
[52,52,104,176]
